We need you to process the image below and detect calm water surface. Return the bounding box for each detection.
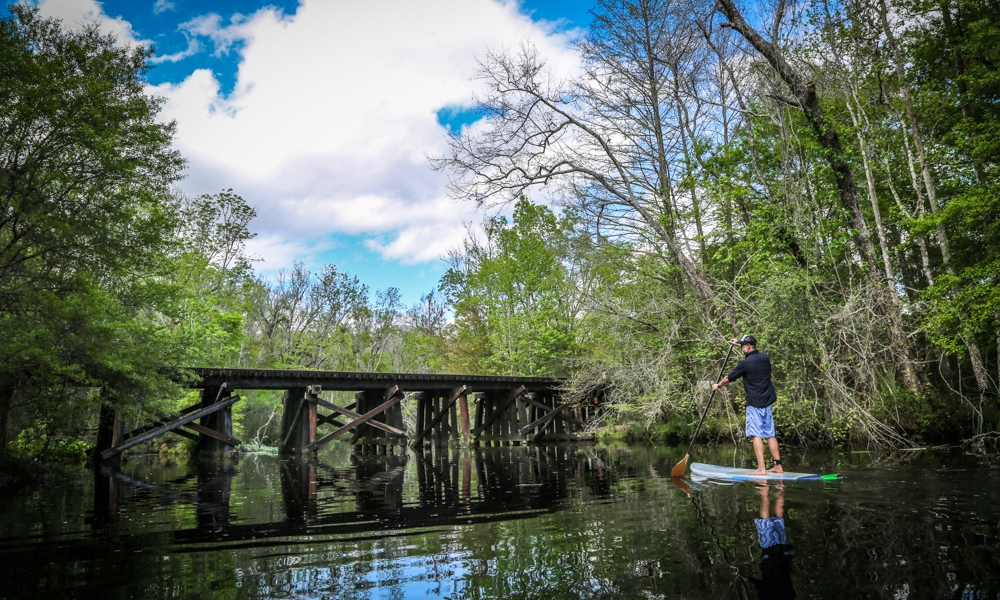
[1,444,998,599]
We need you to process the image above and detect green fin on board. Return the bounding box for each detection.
[821,474,839,480]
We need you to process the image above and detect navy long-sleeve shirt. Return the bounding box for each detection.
[727,350,777,409]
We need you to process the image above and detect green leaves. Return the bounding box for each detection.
[0,6,187,451]
[441,198,585,376]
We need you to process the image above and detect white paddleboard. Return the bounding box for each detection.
[690,462,839,481]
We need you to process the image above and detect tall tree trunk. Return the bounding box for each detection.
[876,0,952,267]
[881,148,934,287]
[967,340,992,394]
[846,88,895,285]
[716,0,924,395]
[671,69,707,262]
[879,0,990,391]
[646,50,677,236]
[896,120,936,286]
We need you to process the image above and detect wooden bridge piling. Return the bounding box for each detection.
[91,369,599,461]
[196,384,235,455]
[94,402,124,465]
[279,386,312,456]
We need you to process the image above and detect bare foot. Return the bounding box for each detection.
[767,465,784,474]
[748,468,767,476]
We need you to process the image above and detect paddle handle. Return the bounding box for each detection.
[681,343,736,459]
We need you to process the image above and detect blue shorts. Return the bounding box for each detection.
[755,517,788,549]
[746,405,776,438]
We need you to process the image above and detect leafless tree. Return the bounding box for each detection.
[434,0,741,337]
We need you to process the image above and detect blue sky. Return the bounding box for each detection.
[10,0,593,306]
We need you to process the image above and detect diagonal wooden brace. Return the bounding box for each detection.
[182,421,242,447]
[153,411,237,445]
[316,411,347,428]
[100,395,241,459]
[306,386,404,451]
[313,396,405,437]
[124,401,202,441]
[520,403,569,435]
[521,395,586,428]
[473,385,525,438]
[411,385,468,446]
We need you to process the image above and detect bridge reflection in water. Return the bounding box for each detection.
[91,445,619,549]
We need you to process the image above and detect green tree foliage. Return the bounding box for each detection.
[4,0,997,457]
[171,189,258,368]
[440,198,588,376]
[0,5,186,453]
[903,0,1000,388]
[437,0,1000,445]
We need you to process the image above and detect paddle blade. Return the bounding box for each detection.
[670,453,690,478]
[671,476,692,497]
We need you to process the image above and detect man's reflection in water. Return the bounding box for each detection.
[735,483,796,599]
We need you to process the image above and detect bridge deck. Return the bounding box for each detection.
[189,367,564,392]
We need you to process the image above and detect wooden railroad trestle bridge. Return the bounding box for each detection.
[97,368,600,460]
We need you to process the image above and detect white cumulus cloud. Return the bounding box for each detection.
[32,0,582,274]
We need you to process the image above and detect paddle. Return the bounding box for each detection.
[671,341,737,477]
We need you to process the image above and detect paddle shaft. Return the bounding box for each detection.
[681,343,736,459]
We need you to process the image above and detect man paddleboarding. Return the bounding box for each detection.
[712,335,783,476]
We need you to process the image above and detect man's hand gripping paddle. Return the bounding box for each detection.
[671,340,738,478]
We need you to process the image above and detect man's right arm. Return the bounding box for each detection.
[726,360,747,383]
[714,355,746,391]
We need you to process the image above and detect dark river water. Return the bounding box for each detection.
[1,443,998,599]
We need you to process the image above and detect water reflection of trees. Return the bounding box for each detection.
[86,446,630,546]
[2,450,998,599]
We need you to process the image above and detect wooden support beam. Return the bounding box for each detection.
[183,421,242,447]
[316,412,347,428]
[519,403,569,435]
[305,386,319,447]
[124,402,202,441]
[314,395,406,437]
[100,396,241,459]
[307,386,404,451]
[474,393,484,430]
[280,387,308,455]
[415,392,425,444]
[411,385,468,446]
[498,394,509,443]
[133,412,195,442]
[459,395,471,440]
[434,394,448,444]
[472,385,525,438]
[169,428,199,442]
[516,396,528,440]
[449,397,458,443]
[349,391,367,446]
[153,411,219,443]
[521,396,585,428]
[94,402,124,464]
[197,384,237,454]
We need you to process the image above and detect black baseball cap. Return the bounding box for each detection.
[738,335,757,346]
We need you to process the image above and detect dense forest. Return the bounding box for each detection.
[1,0,997,463]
